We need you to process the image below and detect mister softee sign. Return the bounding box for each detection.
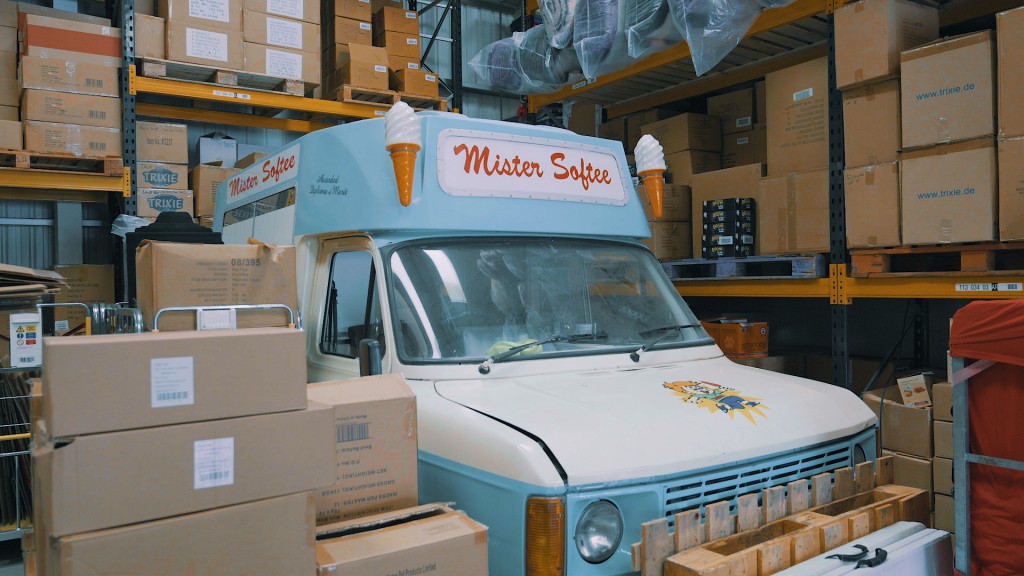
[437,129,627,205]
[225,144,301,204]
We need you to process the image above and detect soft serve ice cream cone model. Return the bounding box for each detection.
[385,101,423,207]
[634,134,667,219]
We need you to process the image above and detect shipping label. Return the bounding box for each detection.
[9,313,41,368]
[267,0,302,19]
[264,48,303,79]
[188,0,230,22]
[194,437,235,489]
[186,28,229,62]
[266,16,303,50]
[151,356,195,408]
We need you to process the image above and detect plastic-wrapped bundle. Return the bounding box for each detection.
[540,0,579,49]
[572,0,628,79]
[668,0,794,76]
[469,38,528,93]
[469,27,583,94]
[624,0,683,60]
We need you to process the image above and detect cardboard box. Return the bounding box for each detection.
[598,117,625,144]
[934,493,954,532]
[897,372,932,407]
[639,184,691,222]
[244,42,319,83]
[933,419,952,459]
[708,88,754,134]
[665,150,721,187]
[316,504,488,575]
[34,401,335,537]
[998,137,1024,241]
[330,15,373,47]
[0,50,13,79]
[757,168,829,254]
[331,0,372,22]
[626,109,670,150]
[373,30,419,59]
[42,327,306,437]
[0,118,19,148]
[45,493,315,576]
[639,113,721,153]
[137,121,188,164]
[166,22,244,69]
[241,0,320,24]
[843,79,900,167]
[883,450,932,493]
[702,319,768,358]
[136,13,165,59]
[721,129,755,169]
[136,188,195,218]
[0,104,15,121]
[158,0,242,31]
[844,162,901,248]
[998,7,1024,138]
[933,456,953,495]
[372,6,417,35]
[733,354,806,377]
[335,43,388,90]
[308,375,418,524]
[900,31,995,148]
[691,164,765,253]
[19,14,120,66]
[835,0,939,90]
[0,76,14,107]
[242,10,319,53]
[900,138,996,245]
[387,54,419,74]
[642,221,692,260]
[567,102,598,136]
[14,5,110,27]
[19,56,119,97]
[862,384,933,458]
[755,80,766,123]
[0,24,12,54]
[766,57,829,176]
[391,67,436,97]
[0,0,13,28]
[20,89,120,129]
[371,0,403,12]
[23,121,121,157]
[235,150,267,168]
[135,242,298,331]
[190,163,241,216]
[932,381,952,422]
[137,161,188,190]
[51,264,114,335]
[196,131,237,165]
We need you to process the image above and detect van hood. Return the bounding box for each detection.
[433,357,876,485]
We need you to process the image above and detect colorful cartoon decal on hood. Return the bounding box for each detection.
[664,381,769,424]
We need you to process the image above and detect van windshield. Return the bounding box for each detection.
[386,238,712,364]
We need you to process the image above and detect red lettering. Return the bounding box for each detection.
[549,152,613,191]
[262,155,297,183]
[453,143,544,178]
[551,153,568,180]
[228,174,259,197]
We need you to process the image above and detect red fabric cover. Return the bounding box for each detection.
[950,301,1024,576]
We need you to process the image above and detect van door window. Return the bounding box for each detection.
[319,251,385,358]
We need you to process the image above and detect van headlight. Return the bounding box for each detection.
[574,500,623,564]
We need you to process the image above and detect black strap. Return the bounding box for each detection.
[826,544,869,562]
[856,548,888,569]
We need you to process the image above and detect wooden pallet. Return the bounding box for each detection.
[663,254,827,281]
[137,58,317,97]
[337,85,399,106]
[850,242,1024,278]
[398,92,448,112]
[0,149,123,175]
[632,456,930,576]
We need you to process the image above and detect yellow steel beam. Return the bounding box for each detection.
[940,0,1024,27]
[0,170,123,192]
[846,275,1024,300]
[131,66,390,120]
[137,103,333,133]
[675,278,831,299]
[527,0,830,112]
[526,0,538,13]
[609,43,826,119]
[0,188,107,203]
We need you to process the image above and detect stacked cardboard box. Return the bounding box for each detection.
[899,31,996,245]
[160,0,244,69]
[701,197,755,258]
[242,0,321,84]
[638,183,692,260]
[18,12,122,157]
[691,164,765,255]
[701,317,768,358]
[32,327,335,574]
[137,121,194,219]
[997,6,1024,241]
[376,6,435,97]
[639,113,721,189]
[0,0,17,147]
[707,88,767,170]
[323,0,383,94]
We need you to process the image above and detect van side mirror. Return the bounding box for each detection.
[359,339,383,376]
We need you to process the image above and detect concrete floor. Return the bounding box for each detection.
[0,539,23,576]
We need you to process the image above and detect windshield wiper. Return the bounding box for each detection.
[478,332,606,374]
[630,323,703,362]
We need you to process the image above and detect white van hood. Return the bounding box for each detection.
[434,356,876,485]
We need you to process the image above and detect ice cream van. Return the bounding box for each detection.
[213,106,876,576]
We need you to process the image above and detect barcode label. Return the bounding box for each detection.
[736,137,749,145]
[374,65,387,73]
[213,89,252,100]
[88,110,106,119]
[407,38,418,45]
[793,88,813,101]
[194,437,234,489]
[425,74,436,82]
[151,356,195,408]
[360,22,371,30]
[85,78,103,87]
[405,11,416,18]
[18,357,34,364]
[736,116,752,127]
[408,62,419,69]
[337,423,370,443]
[88,142,107,151]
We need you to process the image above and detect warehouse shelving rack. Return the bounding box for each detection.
[524,0,1024,388]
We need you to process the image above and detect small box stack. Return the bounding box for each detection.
[242,0,321,86]
[18,11,122,157]
[322,0,381,95]
[639,113,721,187]
[160,0,244,70]
[835,0,940,249]
[638,183,692,260]
[137,121,193,220]
[375,6,435,98]
[0,0,17,147]
[701,197,755,258]
[32,327,336,574]
[691,164,765,256]
[997,6,1024,241]
[707,88,767,170]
